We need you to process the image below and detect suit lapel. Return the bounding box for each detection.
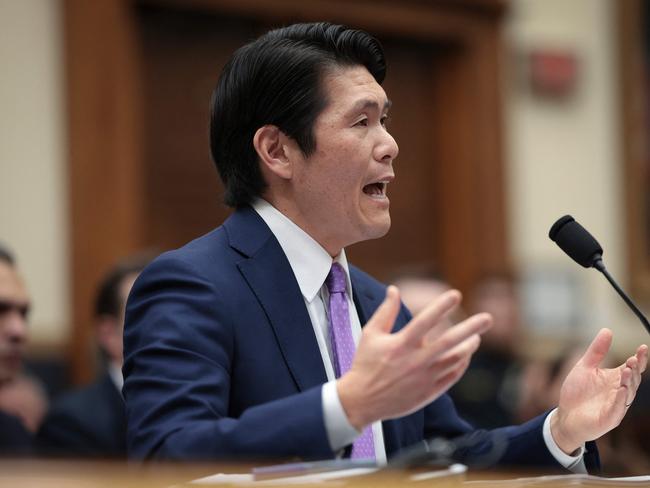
[226,208,328,392]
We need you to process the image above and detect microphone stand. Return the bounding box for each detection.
[593,257,650,336]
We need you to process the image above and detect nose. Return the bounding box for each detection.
[375,129,399,163]
[3,310,28,345]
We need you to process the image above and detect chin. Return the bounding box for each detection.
[361,216,391,241]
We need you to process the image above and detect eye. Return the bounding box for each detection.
[354,117,369,127]
[0,301,29,318]
[381,114,391,127]
[19,305,29,319]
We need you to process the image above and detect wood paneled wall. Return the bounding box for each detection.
[619,0,650,301]
[65,0,510,383]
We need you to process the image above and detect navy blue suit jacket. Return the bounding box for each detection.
[123,206,599,468]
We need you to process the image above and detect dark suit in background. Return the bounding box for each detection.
[37,373,125,458]
[36,256,146,458]
[0,410,32,456]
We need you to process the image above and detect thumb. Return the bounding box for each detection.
[365,285,401,334]
[579,328,613,369]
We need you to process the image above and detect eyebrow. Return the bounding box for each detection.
[348,98,392,115]
[0,300,30,317]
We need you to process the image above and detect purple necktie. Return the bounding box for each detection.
[326,262,375,460]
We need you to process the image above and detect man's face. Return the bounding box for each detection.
[0,262,29,384]
[288,65,399,255]
[98,271,138,366]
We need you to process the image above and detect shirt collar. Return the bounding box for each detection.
[108,361,123,392]
[251,198,352,303]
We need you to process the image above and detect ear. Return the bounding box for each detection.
[96,314,125,362]
[253,125,295,180]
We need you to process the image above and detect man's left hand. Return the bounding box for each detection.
[551,328,648,455]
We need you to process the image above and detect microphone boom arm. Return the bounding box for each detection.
[593,258,650,336]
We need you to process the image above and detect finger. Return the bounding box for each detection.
[423,333,481,374]
[614,382,629,415]
[617,365,634,406]
[426,355,469,383]
[422,313,490,360]
[579,328,613,369]
[406,341,475,410]
[397,360,470,417]
[621,365,632,386]
[627,356,641,384]
[636,344,648,373]
[430,356,472,396]
[365,285,402,334]
[423,316,455,344]
[398,289,462,345]
[426,333,482,371]
[620,365,632,395]
[623,348,645,384]
[625,357,642,404]
[626,355,638,372]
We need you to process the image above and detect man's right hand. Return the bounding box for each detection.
[337,286,492,430]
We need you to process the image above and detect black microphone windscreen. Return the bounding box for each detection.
[549,215,603,268]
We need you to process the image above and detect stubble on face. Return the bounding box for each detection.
[285,65,398,256]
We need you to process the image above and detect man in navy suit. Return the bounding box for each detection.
[38,257,147,457]
[123,23,647,469]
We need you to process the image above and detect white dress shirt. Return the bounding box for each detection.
[252,198,584,470]
[252,199,387,465]
[108,361,124,392]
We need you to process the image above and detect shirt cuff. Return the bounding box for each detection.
[543,408,587,473]
[322,380,361,452]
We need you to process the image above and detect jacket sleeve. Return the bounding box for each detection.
[403,305,601,473]
[122,254,333,461]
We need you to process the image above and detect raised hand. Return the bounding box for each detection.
[551,328,648,454]
[337,286,492,430]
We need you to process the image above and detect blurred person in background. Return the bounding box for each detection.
[517,347,584,424]
[398,269,525,429]
[449,272,524,428]
[0,244,33,455]
[37,256,149,458]
[392,265,456,319]
[600,376,650,475]
[0,373,48,433]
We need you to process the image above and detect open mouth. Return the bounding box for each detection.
[362,181,388,198]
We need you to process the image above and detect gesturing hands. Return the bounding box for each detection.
[337,286,492,430]
[551,328,648,454]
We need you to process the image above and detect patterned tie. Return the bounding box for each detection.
[326,262,375,460]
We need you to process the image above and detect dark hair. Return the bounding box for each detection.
[0,243,16,266]
[94,255,151,319]
[209,22,386,207]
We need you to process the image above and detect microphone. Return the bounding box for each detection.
[549,215,650,336]
[388,430,508,469]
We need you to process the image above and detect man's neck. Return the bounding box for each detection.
[256,197,343,257]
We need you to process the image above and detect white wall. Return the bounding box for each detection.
[0,0,68,347]
[505,0,646,353]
